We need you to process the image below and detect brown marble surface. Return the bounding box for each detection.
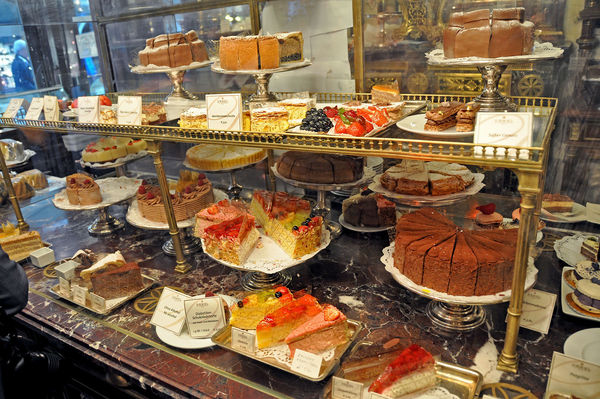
[3,182,598,399]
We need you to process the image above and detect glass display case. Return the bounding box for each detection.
[0,1,598,399]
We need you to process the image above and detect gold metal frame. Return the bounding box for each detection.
[0,92,556,374]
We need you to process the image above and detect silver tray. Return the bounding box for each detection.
[211,319,363,381]
[50,274,156,315]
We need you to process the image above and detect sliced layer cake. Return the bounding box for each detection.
[202,214,260,265]
[250,190,323,258]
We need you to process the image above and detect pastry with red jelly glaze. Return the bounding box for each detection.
[368,344,436,398]
[229,287,293,329]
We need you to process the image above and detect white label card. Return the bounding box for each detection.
[546,352,600,398]
[206,93,242,131]
[518,289,556,334]
[150,287,191,335]
[72,285,88,306]
[77,96,99,123]
[89,293,106,311]
[231,327,256,353]
[332,376,363,399]
[58,277,71,297]
[290,349,322,379]
[117,96,142,125]
[474,112,533,159]
[184,296,226,339]
[3,98,25,118]
[482,396,500,399]
[43,95,60,121]
[25,98,44,120]
[369,393,388,399]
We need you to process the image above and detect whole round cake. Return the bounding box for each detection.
[394,207,517,296]
[185,144,266,171]
[66,174,102,205]
[137,171,214,223]
[276,151,364,184]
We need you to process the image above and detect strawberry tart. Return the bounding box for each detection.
[81,137,147,163]
[368,344,436,397]
[202,214,260,266]
[229,287,293,330]
[194,199,247,237]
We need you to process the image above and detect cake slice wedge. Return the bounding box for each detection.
[202,214,260,265]
[368,344,436,398]
[285,304,349,357]
[229,286,294,329]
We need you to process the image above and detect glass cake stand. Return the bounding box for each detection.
[183,156,267,201]
[130,60,212,101]
[380,244,538,331]
[211,60,312,102]
[126,189,228,256]
[425,43,563,112]
[52,177,141,236]
[272,166,376,239]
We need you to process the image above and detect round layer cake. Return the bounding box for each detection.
[185,144,266,171]
[66,173,102,205]
[136,174,214,223]
[276,151,364,184]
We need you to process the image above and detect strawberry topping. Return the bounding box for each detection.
[476,203,496,215]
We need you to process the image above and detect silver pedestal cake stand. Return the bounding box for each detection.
[211,60,312,102]
[426,43,563,112]
[272,166,376,240]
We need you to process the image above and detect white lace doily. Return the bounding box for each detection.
[380,243,538,305]
[364,386,460,399]
[426,42,564,65]
[202,229,331,273]
[554,233,594,267]
[255,343,336,366]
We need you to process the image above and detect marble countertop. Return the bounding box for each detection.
[2,186,598,399]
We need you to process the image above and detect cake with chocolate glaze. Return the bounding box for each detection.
[139,30,208,67]
[277,152,364,184]
[342,191,396,228]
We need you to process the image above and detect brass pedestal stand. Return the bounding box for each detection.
[0,154,29,232]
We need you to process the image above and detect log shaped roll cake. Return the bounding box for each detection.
[250,190,323,259]
[443,7,534,58]
[277,152,364,184]
[137,171,214,223]
[393,208,518,296]
[66,174,102,205]
[139,30,208,67]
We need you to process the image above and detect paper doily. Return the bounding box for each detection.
[255,343,335,367]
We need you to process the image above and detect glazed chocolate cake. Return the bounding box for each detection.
[342,191,396,227]
[443,7,534,59]
[393,208,518,296]
[139,30,208,68]
[277,152,364,184]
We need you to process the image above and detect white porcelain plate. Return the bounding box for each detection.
[339,215,393,233]
[155,294,236,349]
[541,203,587,223]
[564,328,600,365]
[560,267,600,323]
[396,114,474,138]
[554,234,595,267]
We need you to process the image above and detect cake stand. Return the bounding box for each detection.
[52,177,141,236]
[130,60,211,101]
[381,244,538,331]
[183,155,267,201]
[126,188,228,256]
[425,43,563,112]
[272,166,376,239]
[211,60,312,102]
[202,229,331,290]
[79,151,148,177]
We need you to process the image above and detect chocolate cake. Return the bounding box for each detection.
[277,152,364,184]
[394,208,518,296]
[443,7,534,59]
[139,30,208,68]
[90,262,144,299]
[342,191,396,227]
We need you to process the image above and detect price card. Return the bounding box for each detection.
[368,393,387,399]
[332,376,363,399]
[184,296,226,338]
[150,287,191,335]
[206,93,242,131]
[518,289,556,334]
[25,97,44,120]
[77,96,99,123]
[482,395,500,399]
[43,95,60,121]
[3,98,25,118]
[474,112,533,159]
[290,349,322,379]
[546,352,600,398]
[117,96,142,125]
[89,293,106,311]
[72,285,88,306]
[231,327,256,353]
[58,277,71,297]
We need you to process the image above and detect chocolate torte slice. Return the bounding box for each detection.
[447,232,479,296]
[469,232,516,292]
[404,231,456,285]
[342,192,396,227]
[422,233,457,292]
[464,233,505,295]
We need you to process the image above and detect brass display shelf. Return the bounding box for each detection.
[0,92,557,375]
